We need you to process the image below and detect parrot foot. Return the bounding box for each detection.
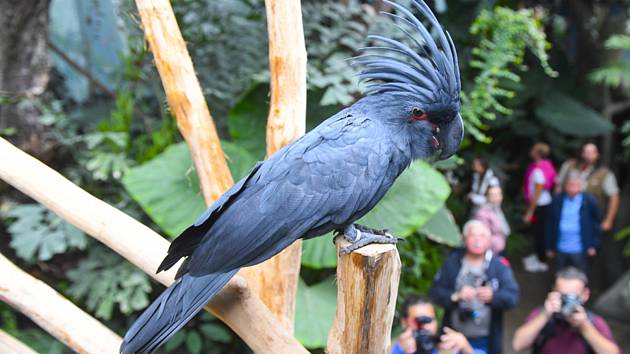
[338,224,399,255]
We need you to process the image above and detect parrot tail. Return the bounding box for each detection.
[120,269,239,354]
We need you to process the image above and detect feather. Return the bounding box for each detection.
[355,0,460,101]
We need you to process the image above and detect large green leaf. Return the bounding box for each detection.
[295,277,337,348]
[301,160,450,269]
[122,141,257,237]
[227,84,269,159]
[301,236,338,269]
[535,93,614,137]
[227,84,342,160]
[420,207,462,247]
[358,160,450,236]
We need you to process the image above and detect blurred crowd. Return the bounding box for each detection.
[391,142,622,354]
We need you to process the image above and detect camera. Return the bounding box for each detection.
[412,316,437,354]
[559,293,582,318]
[457,307,481,323]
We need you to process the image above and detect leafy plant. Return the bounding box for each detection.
[294,277,337,348]
[398,234,447,302]
[0,303,69,353]
[161,313,236,354]
[589,21,630,91]
[462,7,557,142]
[535,92,614,137]
[67,247,152,320]
[5,204,88,263]
[614,227,630,257]
[589,21,630,158]
[122,141,258,237]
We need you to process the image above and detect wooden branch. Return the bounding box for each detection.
[0,329,38,354]
[264,0,307,157]
[0,137,308,354]
[134,0,233,204]
[327,237,401,354]
[239,0,308,333]
[0,253,121,354]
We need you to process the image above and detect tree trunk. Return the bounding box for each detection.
[134,0,234,204]
[239,0,307,333]
[0,0,52,158]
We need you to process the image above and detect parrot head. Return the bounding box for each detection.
[354,0,463,160]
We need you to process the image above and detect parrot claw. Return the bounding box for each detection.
[338,224,398,255]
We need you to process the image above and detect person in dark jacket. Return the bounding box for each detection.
[545,173,602,273]
[429,220,519,354]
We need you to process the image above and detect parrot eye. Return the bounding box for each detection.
[410,107,429,122]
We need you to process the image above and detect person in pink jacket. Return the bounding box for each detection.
[474,186,510,255]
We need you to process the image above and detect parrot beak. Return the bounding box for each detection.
[438,113,464,160]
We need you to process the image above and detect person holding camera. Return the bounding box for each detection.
[429,220,519,354]
[391,294,481,354]
[512,267,619,354]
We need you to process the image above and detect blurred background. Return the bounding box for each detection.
[1,0,629,353]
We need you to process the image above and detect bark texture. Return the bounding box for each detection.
[327,237,401,354]
[0,0,52,157]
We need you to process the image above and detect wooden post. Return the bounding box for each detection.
[0,253,122,354]
[0,137,308,354]
[327,237,401,354]
[0,329,38,354]
[239,0,307,333]
[134,0,233,204]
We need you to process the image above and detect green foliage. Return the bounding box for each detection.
[398,234,446,301]
[122,141,257,237]
[589,21,630,158]
[295,277,337,348]
[67,247,152,320]
[5,204,87,263]
[420,207,462,246]
[462,7,557,141]
[171,0,269,120]
[0,304,69,353]
[589,22,630,91]
[302,1,373,106]
[227,84,269,159]
[614,227,630,257]
[301,160,451,269]
[358,161,450,235]
[161,313,237,354]
[535,92,614,137]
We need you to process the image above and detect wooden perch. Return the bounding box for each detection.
[0,329,38,354]
[0,137,308,354]
[239,0,308,333]
[0,253,121,354]
[134,0,233,204]
[327,237,401,354]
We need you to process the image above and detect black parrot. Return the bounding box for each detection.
[121,1,463,353]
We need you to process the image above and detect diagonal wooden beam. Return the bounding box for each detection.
[0,329,38,354]
[0,137,308,354]
[134,0,234,205]
[0,253,121,354]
